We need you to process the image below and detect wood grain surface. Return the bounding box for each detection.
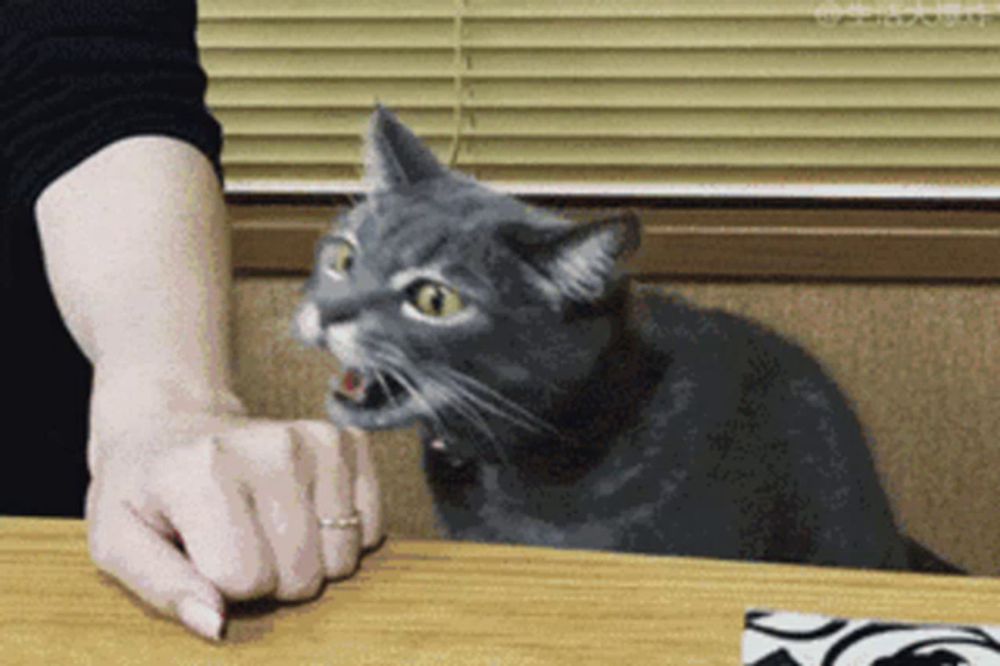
[3,518,1000,665]
[228,202,1000,280]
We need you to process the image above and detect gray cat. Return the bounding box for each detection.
[295,106,954,572]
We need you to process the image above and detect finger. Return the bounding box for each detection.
[237,427,324,601]
[346,427,385,550]
[150,438,277,602]
[296,421,361,579]
[87,492,225,642]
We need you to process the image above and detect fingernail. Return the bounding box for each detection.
[178,597,224,642]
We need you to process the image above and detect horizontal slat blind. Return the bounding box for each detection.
[199,0,1000,194]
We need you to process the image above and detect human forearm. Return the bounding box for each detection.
[35,136,243,435]
[32,135,383,640]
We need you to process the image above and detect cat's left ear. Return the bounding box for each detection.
[364,104,448,191]
[502,212,641,305]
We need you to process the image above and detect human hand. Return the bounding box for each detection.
[84,381,383,641]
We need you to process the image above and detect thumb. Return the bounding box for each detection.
[87,497,226,641]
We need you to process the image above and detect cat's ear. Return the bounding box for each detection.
[364,104,447,191]
[501,212,641,305]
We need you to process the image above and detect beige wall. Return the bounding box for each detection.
[233,278,999,575]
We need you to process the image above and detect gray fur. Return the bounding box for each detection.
[296,107,944,571]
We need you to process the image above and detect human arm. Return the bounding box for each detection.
[34,135,383,640]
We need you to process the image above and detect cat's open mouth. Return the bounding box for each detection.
[325,366,417,430]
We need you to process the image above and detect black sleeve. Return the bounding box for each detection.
[0,0,223,210]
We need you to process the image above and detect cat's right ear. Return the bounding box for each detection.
[500,212,641,307]
[364,105,447,192]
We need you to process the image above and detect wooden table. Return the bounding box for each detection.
[3,518,1000,665]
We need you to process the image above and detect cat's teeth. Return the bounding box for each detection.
[336,366,369,403]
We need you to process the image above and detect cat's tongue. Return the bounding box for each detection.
[336,367,370,404]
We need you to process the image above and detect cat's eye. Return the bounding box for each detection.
[322,239,356,278]
[409,281,464,318]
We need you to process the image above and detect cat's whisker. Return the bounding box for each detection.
[366,350,447,436]
[391,370,445,433]
[421,374,509,465]
[430,371,527,433]
[383,360,502,459]
[438,367,559,436]
[366,341,414,372]
[428,368,541,455]
[372,366,401,410]
[363,341,518,464]
[423,375,500,438]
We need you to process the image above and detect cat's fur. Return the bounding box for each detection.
[296,106,952,572]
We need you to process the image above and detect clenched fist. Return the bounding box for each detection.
[86,393,383,641]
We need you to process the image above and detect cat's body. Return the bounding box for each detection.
[295,106,952,572]
[424,286,906,568]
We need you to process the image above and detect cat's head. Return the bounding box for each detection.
[295,106,640,449]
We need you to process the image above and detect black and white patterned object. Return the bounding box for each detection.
[743,610,1000,666]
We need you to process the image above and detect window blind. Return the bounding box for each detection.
[198,0,1000,197]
